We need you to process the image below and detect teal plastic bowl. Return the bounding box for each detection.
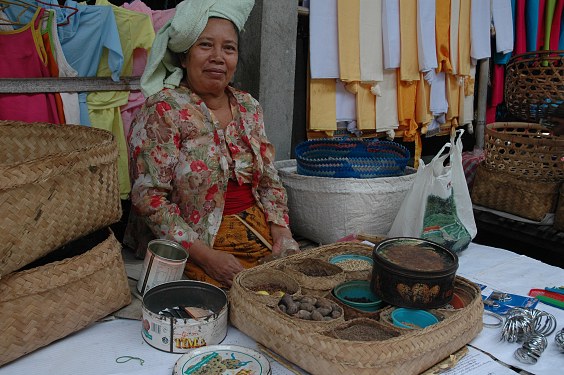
[329,254,373,271]
[391,308,438,329]
[332,280,383,312]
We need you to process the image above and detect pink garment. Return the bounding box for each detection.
[537,0,547,50]
[514,0,527,55]
[550,0,564,50]
[486,64,505,124]
[121,0,175,141]
[0,8,60,123]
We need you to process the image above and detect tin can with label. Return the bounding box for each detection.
[137,239,188,295]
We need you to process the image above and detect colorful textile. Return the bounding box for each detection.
[337,0,361,82]
[129,85,290,250]
[0,8,60,123]
[185,204,272,288]
[223,180,255,215]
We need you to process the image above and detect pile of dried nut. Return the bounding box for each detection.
[278,294,342,321]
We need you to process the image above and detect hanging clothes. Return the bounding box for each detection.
[87,0,155,199]
[336,80,356,123]
[40,10,65,123]
[417,0,437,73]
[494,0,516,65]
[470,0,491,60]
[526,0,545,52]
[309,78,337,132]
[458,0,472,76]
[549,0,564,50]
[375,69,399,132]
[514,0,527,54]
[345,82,375,130]
[399,0,419,82]
[0,7,60,123]
[492,0,515,55]
[450,0,460,74]
[1,0,124,126]
[436,0,452,73]
[359,0,383,83]
[337,0,361,82]
[382,0,400,69]
[309,0,339,79]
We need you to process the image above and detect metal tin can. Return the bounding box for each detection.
[137,239,188,295]
[141,280,228,353]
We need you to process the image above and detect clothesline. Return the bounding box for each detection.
[0,76,141,93]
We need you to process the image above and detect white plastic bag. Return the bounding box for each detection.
[388,130,477,253]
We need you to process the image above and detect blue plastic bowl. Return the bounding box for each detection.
[391,308,439,329]
[329,254,374,271]
[332,280,383,312]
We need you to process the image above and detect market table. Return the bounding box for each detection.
[1,242,563,375]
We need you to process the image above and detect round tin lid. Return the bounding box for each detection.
[173,345,272,375]
[373,237,458,274]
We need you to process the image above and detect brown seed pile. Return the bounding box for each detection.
[336,258,372,271]
[278,294,342,321]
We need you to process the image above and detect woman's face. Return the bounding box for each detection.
[182,18,239,97]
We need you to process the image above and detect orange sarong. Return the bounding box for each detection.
[183,204,272,288]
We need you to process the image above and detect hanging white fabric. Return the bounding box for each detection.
[416,0,437,72]
[309,0,340,79]
[382,0,401,69]
[492,0,514,54]
[470,0,491,60]
[359,0,384,82]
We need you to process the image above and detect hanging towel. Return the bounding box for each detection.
[450,0,460,74]
[336,80,357,122]
[141,0,255,98]
[375,69,399,131]
[417,0,437,72]
[436,0,452,73]
[338,0,361,81]
[429,71,449,116]
[397,74,418,139]
[514,0,527,54]
[346,82,376,130]
[526,0,543,52]
[458,0,471,76]
[463,64,476,125]
[309,78,337,131]
[492,0,514,54]
[310,0,339,79]
[360,0,384,83]
[399,0,419,81]
[446,73,460,121]
[470,0,491,60]
[544,0,557,50]
[550,0,564,50]
[494,0,516,65]
[382,0,401,69]
[415,72,432,126]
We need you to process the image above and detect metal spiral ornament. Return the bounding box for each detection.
[555,328,564,353]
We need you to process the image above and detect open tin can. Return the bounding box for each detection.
[371,237,458,309]
[137,239,188,295]
[141,280,228,353]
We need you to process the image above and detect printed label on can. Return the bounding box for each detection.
[137,240,188,294]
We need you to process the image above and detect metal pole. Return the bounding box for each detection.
[475,58,490,149]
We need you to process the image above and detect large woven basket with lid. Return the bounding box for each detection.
[0,121,121,277]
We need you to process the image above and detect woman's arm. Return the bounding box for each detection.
[187,240,244,287]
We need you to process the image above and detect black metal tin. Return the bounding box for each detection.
[371,237,459,309]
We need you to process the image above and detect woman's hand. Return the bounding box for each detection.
[270,224,300,258]
[200,249,245,288]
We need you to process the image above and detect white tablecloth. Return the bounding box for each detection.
[1,242,563,375]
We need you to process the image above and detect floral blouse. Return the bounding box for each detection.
[129,85,290,250]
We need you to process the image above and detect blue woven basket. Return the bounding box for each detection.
[295,138,410,178]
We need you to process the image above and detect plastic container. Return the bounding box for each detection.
[391,308,438,329]
[332,280,383,312]
[329,254,373,272]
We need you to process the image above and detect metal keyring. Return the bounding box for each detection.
[483,310,504,328]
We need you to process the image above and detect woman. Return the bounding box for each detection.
[129,0,299,288]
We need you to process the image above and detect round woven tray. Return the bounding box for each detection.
[229,242,484,375]
[504,50,564,122]
[483,122,564,181]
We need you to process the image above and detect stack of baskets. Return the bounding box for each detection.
[471,122,564,226]
[0,121,131,366]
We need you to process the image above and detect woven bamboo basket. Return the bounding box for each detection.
[229,242,484,375]
[279,258,346,297]
[483,122,564,181]
[0,121,122,277]
[471,164,560,221]
[504,50,564,123]
[0,228,131,366]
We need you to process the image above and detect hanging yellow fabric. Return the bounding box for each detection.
[446,74,460,123]
[458,0,471,77]
[436,0,453,73]
[415,72,432,128]
[309,78,337,131]
[397,75,418,140]
[345,82,376,130]
[337,0,361,82]
[399,0,419,82]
